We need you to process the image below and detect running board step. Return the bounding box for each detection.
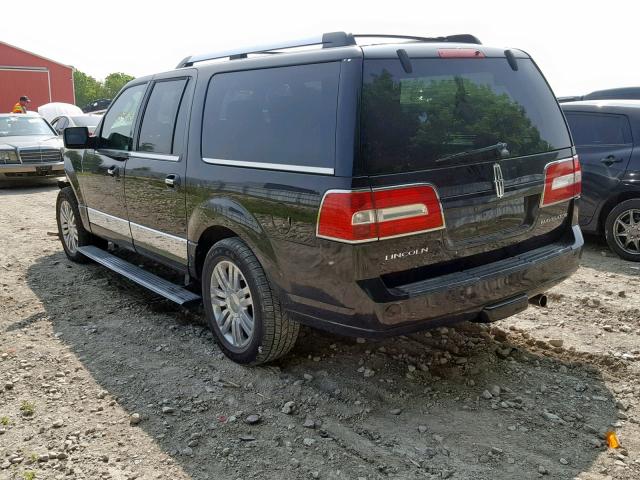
[77,245,201,306]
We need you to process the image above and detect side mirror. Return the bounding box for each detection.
[63,127,95,149]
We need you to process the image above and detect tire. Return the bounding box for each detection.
[604,199,640,262]
[56,187,93,263]
[202,237,299,365]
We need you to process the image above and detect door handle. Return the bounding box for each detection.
[109,152,129,161]
[165,174,180,188]
[601,155,622,166]
[107,165,119,177]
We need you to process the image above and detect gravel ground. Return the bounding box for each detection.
[1,184,639,480]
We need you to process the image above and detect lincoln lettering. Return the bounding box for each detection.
[385,247,429,261]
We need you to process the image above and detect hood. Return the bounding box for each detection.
[0,135,63,150]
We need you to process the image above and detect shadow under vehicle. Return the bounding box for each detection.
[12,246,622,480]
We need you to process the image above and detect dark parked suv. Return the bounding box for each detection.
[561,100,640,261]
[57,32,583,364]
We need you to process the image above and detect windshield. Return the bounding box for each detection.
[71,116,100,127]
[360,58,572,174]
[0,116,55,137]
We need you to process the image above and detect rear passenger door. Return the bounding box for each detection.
[564,112,633,226]
[124,75,193,268]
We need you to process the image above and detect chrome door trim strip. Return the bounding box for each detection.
[87,207,131,238]
[87,208,187,263]
[129,152,180,162]
[202,157,334,175]
[130,222,188,263]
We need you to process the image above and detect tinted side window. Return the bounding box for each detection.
[202,62,340,169]
[138,79,188,154]
[100,84,147,150]
[564,112,632,146]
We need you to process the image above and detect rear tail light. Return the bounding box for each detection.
[317,184,445,243]
[540,155,581,207]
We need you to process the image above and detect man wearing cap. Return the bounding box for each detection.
[11,96,31,114]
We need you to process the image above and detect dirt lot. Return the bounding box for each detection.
[1,185,639,480]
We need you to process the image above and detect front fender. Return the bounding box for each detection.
[63,149,90,230]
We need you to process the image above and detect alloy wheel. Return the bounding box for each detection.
[613,208,640,255]
[210,260,254,348]
[59,200,78,254]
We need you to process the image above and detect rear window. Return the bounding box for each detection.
[361,58,572,174]
[202,62,340,171]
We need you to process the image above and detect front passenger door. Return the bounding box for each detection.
[80,83,147,246]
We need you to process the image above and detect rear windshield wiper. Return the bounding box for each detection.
[435,142,509,164]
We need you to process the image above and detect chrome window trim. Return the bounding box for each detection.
[129,152,180,162]
[202,157,334,175]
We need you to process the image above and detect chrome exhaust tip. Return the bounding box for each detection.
[529,294,548,308]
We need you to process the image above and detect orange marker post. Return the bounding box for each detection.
[606,431,620,449]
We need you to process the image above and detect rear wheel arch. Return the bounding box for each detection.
[194,225,239,279]
[190,196,276,275]
[193,224,279,283]
[598,191,640,233]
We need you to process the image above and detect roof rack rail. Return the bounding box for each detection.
[353,33,482,45]
[176,31,356,68]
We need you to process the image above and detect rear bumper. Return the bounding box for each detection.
[285,225,583,337]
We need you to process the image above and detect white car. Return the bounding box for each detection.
[0,114,64,184]
[50,114,102,136]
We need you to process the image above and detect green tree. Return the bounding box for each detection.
[73,70,102,107]
[103,72,135,99]
[73,70,135,107]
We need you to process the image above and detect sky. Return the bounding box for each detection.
[3,0,638,97]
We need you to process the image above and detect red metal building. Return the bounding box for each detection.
[0,41,75,112]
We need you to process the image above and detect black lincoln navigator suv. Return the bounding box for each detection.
[57,32,583,364]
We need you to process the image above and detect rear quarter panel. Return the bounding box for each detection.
[184,54,362,300]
